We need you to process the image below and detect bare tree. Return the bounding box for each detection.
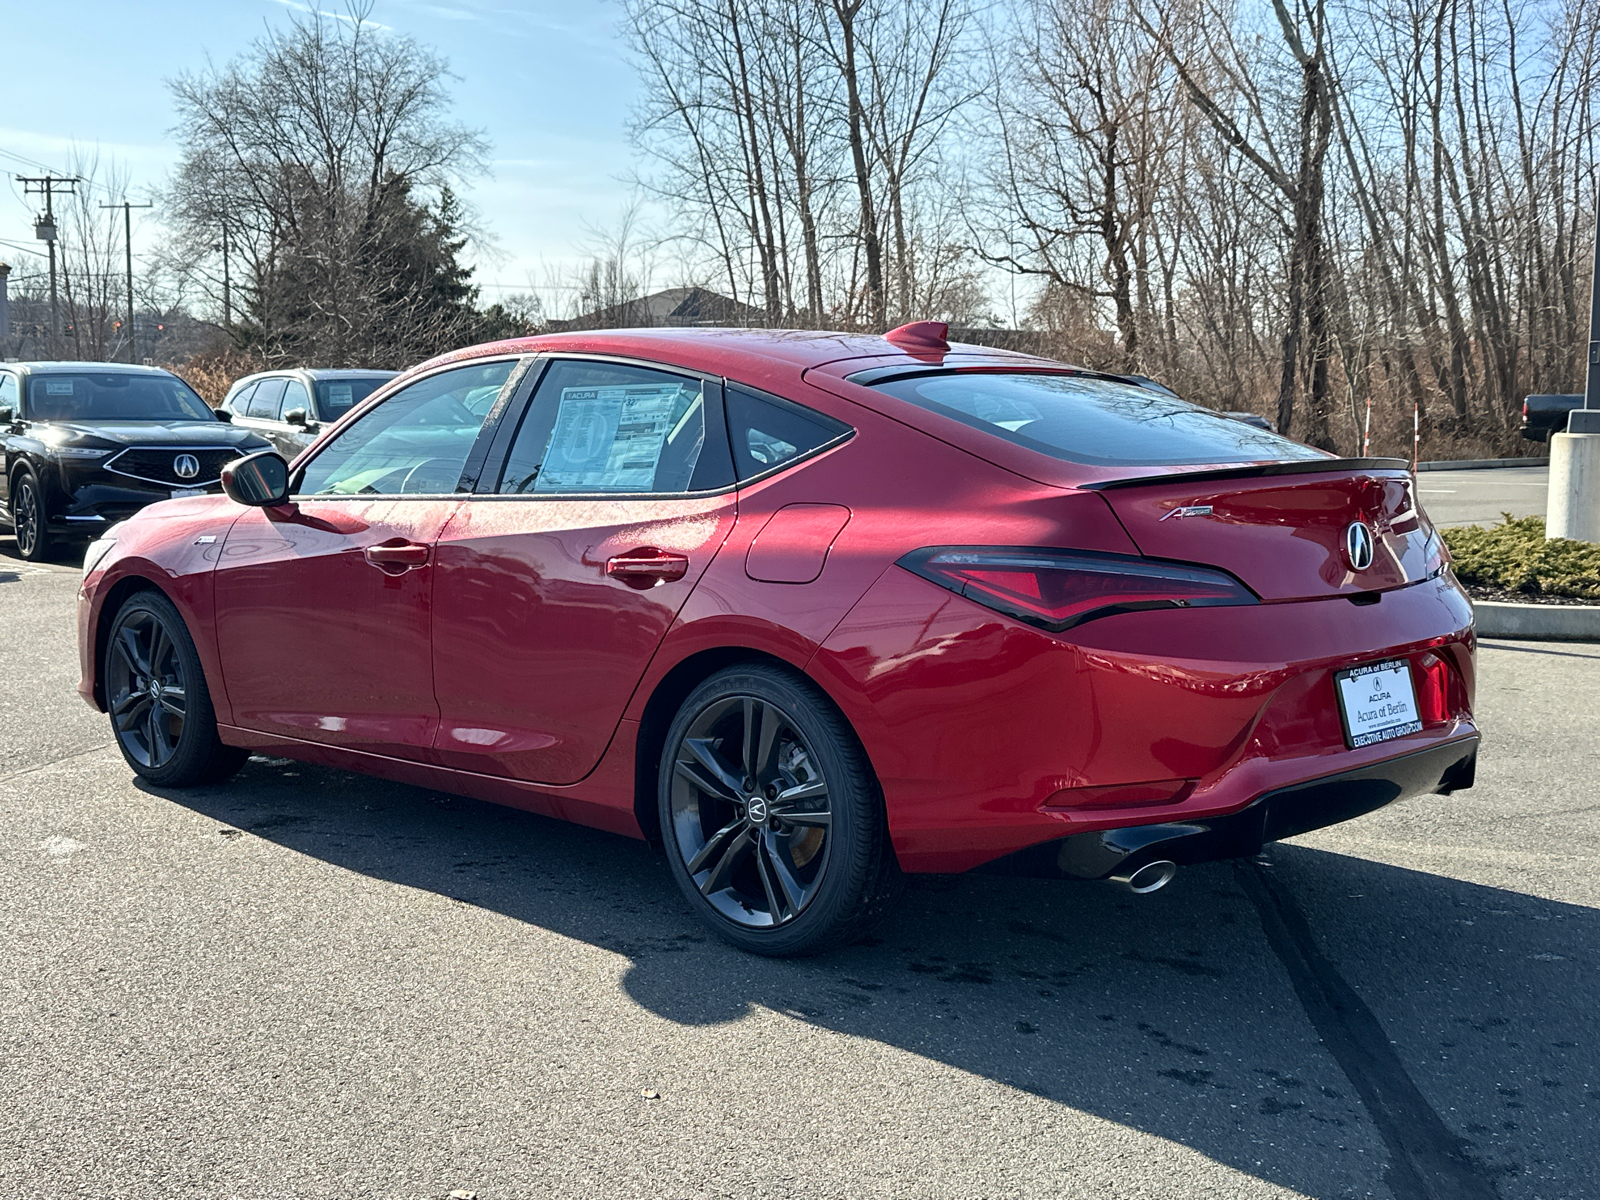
[163,0,489,366]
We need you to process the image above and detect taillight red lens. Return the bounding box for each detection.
[899,547,1258,632]
[1414,652,1464,724]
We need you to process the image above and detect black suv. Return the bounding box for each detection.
[0,362,271,561]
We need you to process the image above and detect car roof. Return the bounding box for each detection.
[9,361,178,377]
[405,326,1066,402]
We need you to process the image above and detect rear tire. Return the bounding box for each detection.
[658,664,902,956]
[12,471,51,562]
[105,590,248,787]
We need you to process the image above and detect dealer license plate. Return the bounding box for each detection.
[1334,659,1423,748]
[170,488,206,499]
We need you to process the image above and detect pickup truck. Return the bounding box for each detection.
[1521,393,1583,441]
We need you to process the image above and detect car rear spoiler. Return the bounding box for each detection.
[1078,457,1412,491]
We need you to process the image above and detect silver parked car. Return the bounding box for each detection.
[219,368,398,460]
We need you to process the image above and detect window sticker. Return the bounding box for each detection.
[45,380,76,395]
[325,383,354,406]
[536,383,693,492]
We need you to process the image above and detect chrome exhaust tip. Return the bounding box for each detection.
[1110,860,1177,895]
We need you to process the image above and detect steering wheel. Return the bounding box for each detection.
[399,457,462,495]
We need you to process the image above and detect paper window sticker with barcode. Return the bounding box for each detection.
[536,384,687,492]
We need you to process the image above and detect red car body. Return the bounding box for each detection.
[77,328,1478,884]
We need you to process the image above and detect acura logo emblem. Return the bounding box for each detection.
[173,454,201,480]
[746,796,769,823]
[1345,521,1375,571]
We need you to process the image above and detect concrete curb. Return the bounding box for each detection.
[1417,457,1547,471]
[1473,600,1600,641]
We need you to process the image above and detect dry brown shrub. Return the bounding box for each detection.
[165,346,264,406]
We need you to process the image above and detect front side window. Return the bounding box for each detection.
[0,373,18,411]
[281,380,312,418]
[296,360,516,496]
[25,372,213,422]
[495,359,730,495]
[869,372,1327,467]
[248,379,288,419]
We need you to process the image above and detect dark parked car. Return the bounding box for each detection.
[0,362,270,561]
[220,368,398,460]
[1521,393,1582,441]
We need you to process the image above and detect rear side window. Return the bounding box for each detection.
[227,381,258,414]
[724,385,851,481]
[869,372,1327,467]
[495,359,733,495]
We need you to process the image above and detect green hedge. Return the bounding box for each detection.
[1442,515,1600,599]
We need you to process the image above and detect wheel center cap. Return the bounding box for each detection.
[148,679,162,699]
[746,796,769,824]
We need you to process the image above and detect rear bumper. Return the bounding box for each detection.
[976,736,1478,880]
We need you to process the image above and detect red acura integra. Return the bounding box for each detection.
[76,323,1477,955]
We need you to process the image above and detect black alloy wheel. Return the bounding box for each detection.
[12,472,50,562]
[105,591,248,787]
[660,665,901,956]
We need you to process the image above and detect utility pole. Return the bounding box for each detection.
[101,199,154,363]
[19,174,81,359]
[221,224,232,327]
[1547,188,1600,542]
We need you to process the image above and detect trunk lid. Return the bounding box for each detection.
[1090,464,1442,601]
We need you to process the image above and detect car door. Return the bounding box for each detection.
[276,377,317,459]
[0,370,19,516]
[429,356,738,783]
[213,357,524,758]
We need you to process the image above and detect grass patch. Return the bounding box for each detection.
[1442,515,1600,600]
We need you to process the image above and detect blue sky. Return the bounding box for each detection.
[0,0,640,303]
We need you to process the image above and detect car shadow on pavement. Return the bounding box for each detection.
[146,757,1597,1200]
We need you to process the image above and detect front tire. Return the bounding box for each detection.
[104,591,248,787]
[12,471,51,562]
[659,664,901,956]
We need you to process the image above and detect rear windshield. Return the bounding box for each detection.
[869,372,1328,467]
[26,372,214,423]
[315,376,392,421]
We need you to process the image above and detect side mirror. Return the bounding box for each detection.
[0,405,13,425]
[214,407,233,423]
[283,406,319,432]
[221,450,291,507]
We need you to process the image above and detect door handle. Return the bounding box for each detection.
[606,547,690,588]
[364,541,430,574]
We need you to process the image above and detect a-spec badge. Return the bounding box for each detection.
[1160,504,1214,522]
[1345,521,1375,571]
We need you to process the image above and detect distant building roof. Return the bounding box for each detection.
[551,287,767,332]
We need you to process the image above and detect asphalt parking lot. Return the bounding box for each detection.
[1417,465,1549,528]
[2,530,1596,1200]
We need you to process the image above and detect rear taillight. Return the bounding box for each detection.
[1414,652,1466,724]
[898,547,1258,632]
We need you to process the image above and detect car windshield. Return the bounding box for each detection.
[27,372,214,423]
[314,376,391,421]
[869,372,1329,467]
